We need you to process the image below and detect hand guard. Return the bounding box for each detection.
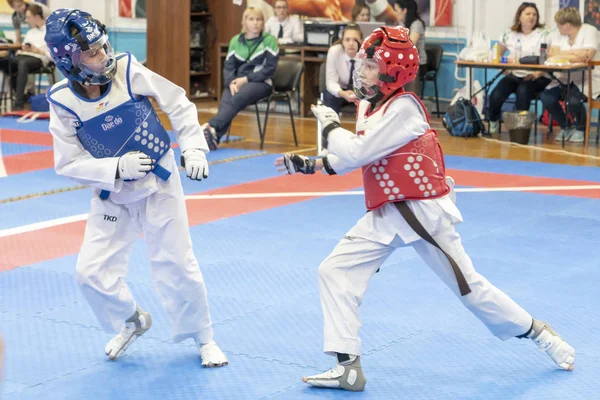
[283,154,316,175]
[182,149,209,181]
[311,104,340,128]
[117,151,153,180]
[313,104,341,150]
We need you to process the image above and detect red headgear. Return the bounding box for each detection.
[354,26,420,102]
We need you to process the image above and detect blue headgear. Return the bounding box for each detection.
[45,9,117,86]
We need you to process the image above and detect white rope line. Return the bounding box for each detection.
[0,151,269,204]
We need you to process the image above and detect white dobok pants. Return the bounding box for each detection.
[318,200,533,357]
[75,167,213,343]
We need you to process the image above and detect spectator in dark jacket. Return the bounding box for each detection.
[203,7,279,150]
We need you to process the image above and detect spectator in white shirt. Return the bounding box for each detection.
[0,3,49,110]
[541,7,599,143]
[323,24,363,114]
[488,2,551,135]
[6,0,51,44]
[264,0,303,45]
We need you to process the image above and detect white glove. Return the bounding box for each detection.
[117,151,153,180]
[183,149,209,180]
[311,104,340,128]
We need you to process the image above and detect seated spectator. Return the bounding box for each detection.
[203,7,279,150]
[541,7,600,143]
[323,24,363,114]
[488,2,551,134]
[264,0,303,45]
[0,3,50,110]
[6,0,50,44]
[352,4,371,22]
[392,0,426,95]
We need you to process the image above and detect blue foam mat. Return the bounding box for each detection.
[0,117,51,132]
[0,142,50,156]
[2,155,600,399]
[4,336,313,400]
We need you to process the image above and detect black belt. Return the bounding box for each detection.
[394,201,472,296]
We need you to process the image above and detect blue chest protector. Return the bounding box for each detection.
[76,97,170,163]
[48,93,171,200]
[76,97,171,199]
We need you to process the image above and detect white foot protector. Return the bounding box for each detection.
[198,340,228,368]
[302,356,366,392]
[105,307,152,360]
[530,320,575,371]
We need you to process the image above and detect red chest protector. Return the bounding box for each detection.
[359,93,450,210]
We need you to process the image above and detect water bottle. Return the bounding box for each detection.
[514,39,522,63]
[539,43,548,65]
[492,43,500,63]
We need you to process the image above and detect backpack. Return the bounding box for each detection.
[29,94,49,112]
[540,101,572,126]
[442,98,486,137]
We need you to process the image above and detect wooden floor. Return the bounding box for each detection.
[163,101,600,167]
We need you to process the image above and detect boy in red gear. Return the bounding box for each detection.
[275,26,575,392]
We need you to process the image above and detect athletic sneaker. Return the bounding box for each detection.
[202,123,219,150]
[555,127,575,142]
[489,120,500,134]
[568,130,585,143]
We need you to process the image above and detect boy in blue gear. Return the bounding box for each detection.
[44,9,227,367]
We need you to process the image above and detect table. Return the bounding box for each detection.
[0,43,23,112]
[217,43,329,117]
[0,44,22,51]
[455,60,589,147]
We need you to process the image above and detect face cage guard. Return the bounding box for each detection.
[71,35,117,86]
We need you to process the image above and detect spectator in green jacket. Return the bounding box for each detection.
[203,7,279,150]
